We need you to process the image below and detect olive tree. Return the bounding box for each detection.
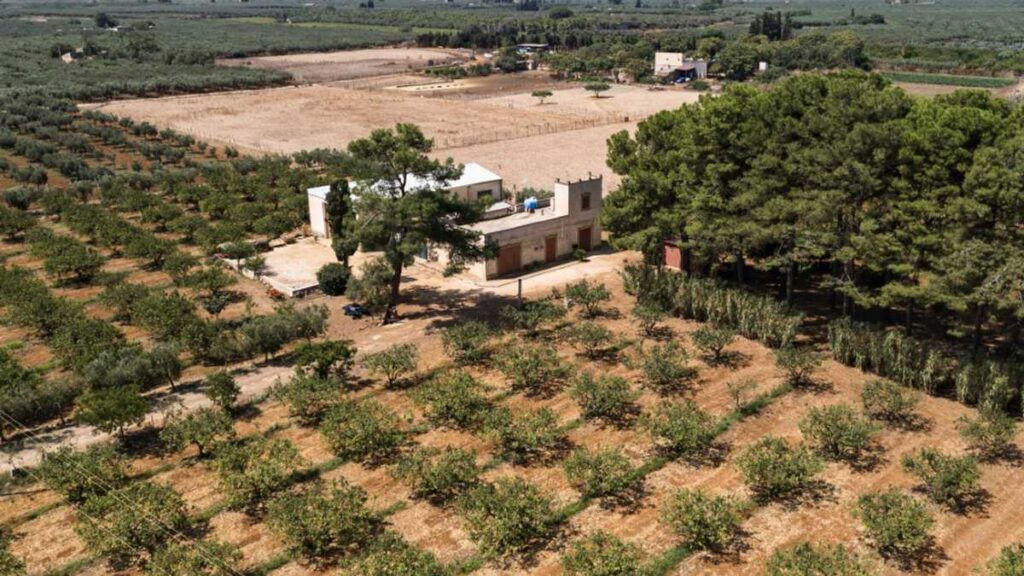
[798,404,880,462]
[362,343,418,387]
[900,448,980,509]
[267,479,381,563]
[213,437,303,513]
[75,482,190,567]
[319,399,404,463]
[147,541,242,576]
[643,399,716,457]
[562,447,636,499]
[459,477,555,559]
[569,372,638,424]
[735,436,823,501]
[766,542,877,576]
[160,406,235,457]
[497,343,570,394]
[413,370,490,430]
[82,344,163,391]
[392,447,480,504]
[441,321,491,365]
[986,543,1024,576]
[37,444,128,504]
[561,532,642,576]
[204,371,241,413]
[485,407,564,464]
[855,490,935,564]
[957,408,1018,459]
[861,379,919,425]
[659,488,744,552]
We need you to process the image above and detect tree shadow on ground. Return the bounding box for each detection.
[401,285,520,329]
[677,442,730,469]
[980,443,1024,468]
[754,479,838,512]
[701,350,751,370]
[600,477,649,514]
[880,539,949,574]
[699,526,754,567]
[879,413,932,434]
[592,405,642,431]
[790,376,834,395]
[641,324,676,342]
[908,485,994,518]
[120,426,165,459]
[847,443,889,474]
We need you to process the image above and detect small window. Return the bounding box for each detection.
[581,192,591,211]
[477,189,494,201]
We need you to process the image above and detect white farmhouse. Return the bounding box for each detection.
[306,162,503,239]
[306,164,602,280]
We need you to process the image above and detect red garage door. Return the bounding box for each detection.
[578,227,592,251]
[497,244,522,276]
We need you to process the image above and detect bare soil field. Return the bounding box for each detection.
[381,70,578,99]
[443,121,637,191]
[88,81,699,191]
[893,82,971,98]
[218,47,467,84]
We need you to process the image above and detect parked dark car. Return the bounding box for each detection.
[343,303,368,319]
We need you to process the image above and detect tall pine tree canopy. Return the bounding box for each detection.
[602,71,1023,345]
[343,123,489,323]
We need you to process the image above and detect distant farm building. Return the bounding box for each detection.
[516,43,549,55]
[653,52,707,82]
[306,163,603,280]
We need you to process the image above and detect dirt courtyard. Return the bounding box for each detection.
[86,64,704,192]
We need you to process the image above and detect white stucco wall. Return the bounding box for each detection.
[450,179,503,202]
[654,52,684,74]
[480,176,603,279]
[308,195,329,238]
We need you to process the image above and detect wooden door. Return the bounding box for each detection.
[578,227,592,251]
[545,236,557,263]
[664,242,682,270]
[497,244,522,276]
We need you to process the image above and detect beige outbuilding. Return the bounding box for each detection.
[306,164,602,281]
